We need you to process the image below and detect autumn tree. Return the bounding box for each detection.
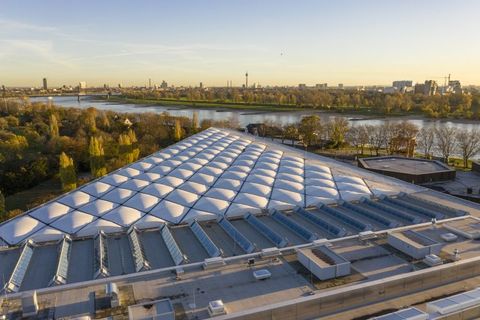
[89,136,107,178]
[49,114,59,138]
[329,118,350,148]
[283,124,298,146]
[119,129,140,165]
[59,152,77,191]
[173,119,184,142]
[298,115,321,149]
[191,112,199,134]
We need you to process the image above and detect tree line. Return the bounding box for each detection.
[0,99,237,220]
[122,87,480,119]
[261,115,480,169]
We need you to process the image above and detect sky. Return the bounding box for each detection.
[1,0,480,87]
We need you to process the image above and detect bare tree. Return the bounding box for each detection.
[416,127,435,159]
[435,126,457,163]
[368,124,387,156]
[347,125,369,155]
[456,128,480,168]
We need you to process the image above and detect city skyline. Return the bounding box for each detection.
[1,0,480,87]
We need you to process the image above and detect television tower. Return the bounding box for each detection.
[245,72,248,88]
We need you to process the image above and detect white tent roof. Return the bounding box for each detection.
[29,202,73,224]
[166,189,200,207]
[50,211,96,234]
[149,200,189,223]
[102,206,145,227]
[120,178,150,191]
[182,209,218,223]
[240,182,272,197]
[76,219,123,237]
[101,188,136,204]
[0,216,46,245]
[306,186,339,198]
[81,181,114,197]
[99,173,129,186]
[274,179,304,193]
[134,172,161,182]
[178,181,209,195]
[205,188,237,201]
[124,193,161,212]
[142,183,174,198]
[213,178,243,191]
[134,214,166,229]
[270,188,304,207]
[0,127,416,244]
[193,197,229,214]
[58,191,94,208]
[129,161,153,172]
[225,203,261,218]
[117,167,141,178]
[78,199,119,217]
[29,226,65,243]
[234,193,269,209]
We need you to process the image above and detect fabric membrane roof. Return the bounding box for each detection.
[0,127,416,245]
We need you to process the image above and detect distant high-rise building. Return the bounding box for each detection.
[414,83,425,95]
[338,83,344,89]
[424,80,438,96]
[298,83,307,89]
[43,78,48,90]
[448,80,462,94]
[199,82,203,89]
[392,80,413,92]
[315,83,328,90]
[160,80,168,89]
[245,72,249,88]
[79,81,87,90]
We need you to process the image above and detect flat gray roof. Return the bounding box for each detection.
[362,157,452,174]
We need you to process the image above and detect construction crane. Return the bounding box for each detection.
[427,74,451,87]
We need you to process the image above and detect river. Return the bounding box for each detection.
[29,96,480,131]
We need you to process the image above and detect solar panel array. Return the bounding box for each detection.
[218,217,255,253]
[318,204,372,231]
[270,209,317,241]
[245,213,288,248]
[189,220,221,257]
[6,240,35,292]
[161,226,184,265]
[294,207,347,237]
[50,236,72,286]
[93,232,109,279]
[0,128,409,246]
[128,226,150,272]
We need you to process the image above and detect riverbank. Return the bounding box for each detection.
[102,96,423,119]
[104,96,306,112]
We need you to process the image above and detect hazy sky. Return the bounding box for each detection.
[1,0,479,87]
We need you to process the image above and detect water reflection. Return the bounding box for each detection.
[29,96,480,130]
